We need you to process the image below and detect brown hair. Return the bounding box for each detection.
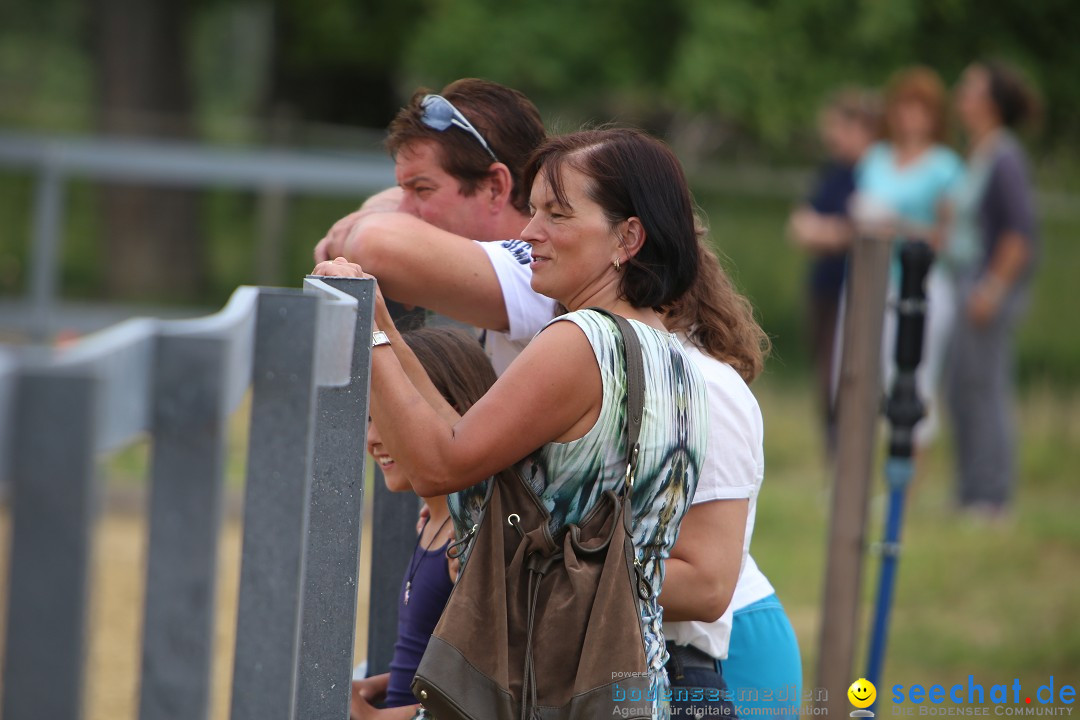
[884,66,949,143]
[664,231,770,384]
[387,78,546,215]
[523,128,700,310]
[979,60,1041,130]
[401,327,496,412]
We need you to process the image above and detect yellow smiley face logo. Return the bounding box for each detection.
[848,678,877,708]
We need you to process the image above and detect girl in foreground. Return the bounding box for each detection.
[350,328,497,720]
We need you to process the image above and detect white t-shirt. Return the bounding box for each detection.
[663,339,773,659]
[475,239,558,376]
[483,249,774,658]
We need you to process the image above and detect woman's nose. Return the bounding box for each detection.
[366,419,381,451]
[520,216,543,244]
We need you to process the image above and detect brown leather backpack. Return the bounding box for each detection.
[412,310,655,719]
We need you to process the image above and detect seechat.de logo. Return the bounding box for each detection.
[891,676,1076,716]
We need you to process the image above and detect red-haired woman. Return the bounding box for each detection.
[851,66,965,447]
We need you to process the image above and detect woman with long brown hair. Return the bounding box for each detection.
[321,126,787,718]
[321,127,711,719]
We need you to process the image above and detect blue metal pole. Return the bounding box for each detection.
[864,239,934,706]
[866,459,913,691]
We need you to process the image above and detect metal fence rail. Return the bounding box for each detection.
[0,130,396,341]
[0,276,382,720]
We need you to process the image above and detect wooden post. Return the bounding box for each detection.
[816,232,892,717]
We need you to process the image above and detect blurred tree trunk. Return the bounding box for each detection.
[89,0,204,302]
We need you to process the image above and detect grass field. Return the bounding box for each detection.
[753,379,1080,697]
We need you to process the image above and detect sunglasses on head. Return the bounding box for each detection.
[420,94,500,163]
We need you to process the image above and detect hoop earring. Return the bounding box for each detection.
[613,257,621,271]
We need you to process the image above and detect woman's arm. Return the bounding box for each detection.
[371,316,601,497]
[787,205,854,253]
[985,230,1031,287]
[351,673,390,705]
[929,198,953,252]
[371,289,462,425]
[968,149,1035,326]
[350,695,418,720]
[968,231,1030,326]
[658,498,748,623]
[350,672,420,719]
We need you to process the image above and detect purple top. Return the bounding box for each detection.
[383,539,454,708]
[979,133,1038,280]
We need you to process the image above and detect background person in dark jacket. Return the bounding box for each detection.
[787,88,880,457]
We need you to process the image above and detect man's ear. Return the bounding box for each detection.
[620,217,647,261]
[485,162,514,212]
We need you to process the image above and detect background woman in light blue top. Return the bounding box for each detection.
[851,66,964,447]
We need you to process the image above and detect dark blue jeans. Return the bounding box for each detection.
[667,658,739,718]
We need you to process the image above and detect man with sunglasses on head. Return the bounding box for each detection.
[320,80,557,720]
[314,78,555,374]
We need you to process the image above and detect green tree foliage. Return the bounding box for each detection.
[6,0,1077,151]
[401,0,1079,155]
[401,0,688,127]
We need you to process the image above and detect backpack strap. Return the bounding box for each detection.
[586,308,653,600]
[585,308,645,490]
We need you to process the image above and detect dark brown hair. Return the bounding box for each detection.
[523,128,700,310]
[401,327,496,412]
[665,232,770,384]
[884,66,949,143]
[979,60,1040,130]
[387,78,546,214]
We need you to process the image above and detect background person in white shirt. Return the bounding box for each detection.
[663,241,802,719]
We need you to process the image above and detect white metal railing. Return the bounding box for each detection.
[0,131,396,341]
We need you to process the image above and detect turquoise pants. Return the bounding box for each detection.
[723,594,803,719]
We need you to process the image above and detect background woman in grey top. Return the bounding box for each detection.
[946,59,1040,516]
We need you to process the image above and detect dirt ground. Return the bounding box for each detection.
[0,504,371,720]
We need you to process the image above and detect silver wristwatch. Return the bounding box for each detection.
[371,330,391,348]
